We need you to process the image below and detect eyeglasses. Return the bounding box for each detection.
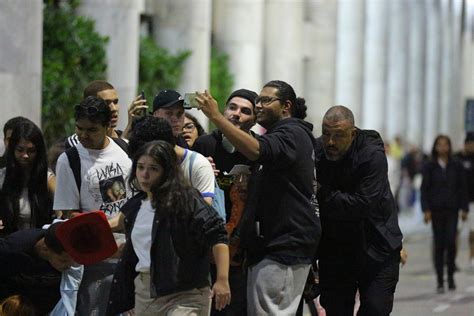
[182,123,195,131]
[255,96,281,106]
[74,104,106,115]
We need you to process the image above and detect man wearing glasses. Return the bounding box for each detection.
[197,81,321,316]
[53,96,133,315]
[192,89,257,315]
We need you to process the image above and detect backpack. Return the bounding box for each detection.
[65,137,129,191]
[188,151,226,222]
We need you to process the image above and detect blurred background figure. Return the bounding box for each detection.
[420,135,469,293]
[400,145,427,211]
[385,142,401,211]
[183,112,206,149]
[454,132,474,270]
[390,136,404,161]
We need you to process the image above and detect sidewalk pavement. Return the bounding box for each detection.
[393,210,474,315]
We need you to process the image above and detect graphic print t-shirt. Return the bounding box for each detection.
[53,137,132,218]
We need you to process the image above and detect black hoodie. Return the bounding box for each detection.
[241,118,321,266]
[315,129,403,262]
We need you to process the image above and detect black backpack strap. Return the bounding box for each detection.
[112,137,129,156]
[64,138,127,192]
[65,146,81,192]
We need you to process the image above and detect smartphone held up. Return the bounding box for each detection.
[183,93,200,109]
[137,90,148,117]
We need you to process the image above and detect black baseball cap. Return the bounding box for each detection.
[153,90,184,113]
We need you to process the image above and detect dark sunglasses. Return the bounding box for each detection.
[74,104,107,115]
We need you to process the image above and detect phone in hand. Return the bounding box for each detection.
[183,93,199,109]
[138,90,147,117]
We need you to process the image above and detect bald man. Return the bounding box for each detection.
[314,105,403,315]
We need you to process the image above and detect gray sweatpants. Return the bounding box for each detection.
[134,272,211,316]
[247,258,310,316]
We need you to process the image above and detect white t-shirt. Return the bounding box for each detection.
[0,168,32,229]
[53,137,133,218]
[132,199,154,272]
[180,149,215,199]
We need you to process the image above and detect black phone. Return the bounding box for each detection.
[138,90,147,117]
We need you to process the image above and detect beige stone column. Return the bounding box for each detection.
[334,0,365,124]
[423,0,442,152]
[462,0,474,110]
[446,0,465,146]
[0,0,43,135]
[406,1,426,146]
[213,0,264,92]
[385,0,409,142]
[263,0,305,93]
[151,0,212,126]
[361,0,388,134]
[303,0,338,135]
[79,0,144,129]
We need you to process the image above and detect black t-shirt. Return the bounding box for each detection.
[193,129,253,220]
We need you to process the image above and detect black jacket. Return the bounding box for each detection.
[315,129,403,262]
[240,118,321,266]
[106,191,228,315]
[454,152,474,202]
[420,158,469,213]
[0,229,61,314]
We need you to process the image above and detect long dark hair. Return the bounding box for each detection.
[0,120,52,234]
[431,134,452,161]
[129,140,195,218]
[263,80,307,119]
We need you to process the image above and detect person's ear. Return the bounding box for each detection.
[282,100,292,116]
[351,128,357,138]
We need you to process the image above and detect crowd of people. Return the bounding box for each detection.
[0,78,471,316]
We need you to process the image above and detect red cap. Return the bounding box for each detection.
[55,211,118,265]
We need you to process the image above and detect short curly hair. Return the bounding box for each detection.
[129,116,176,158]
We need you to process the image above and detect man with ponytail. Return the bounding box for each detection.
[196,81,321,316]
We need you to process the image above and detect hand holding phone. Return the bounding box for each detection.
[137,90,147,117]
[128,90,148,120]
